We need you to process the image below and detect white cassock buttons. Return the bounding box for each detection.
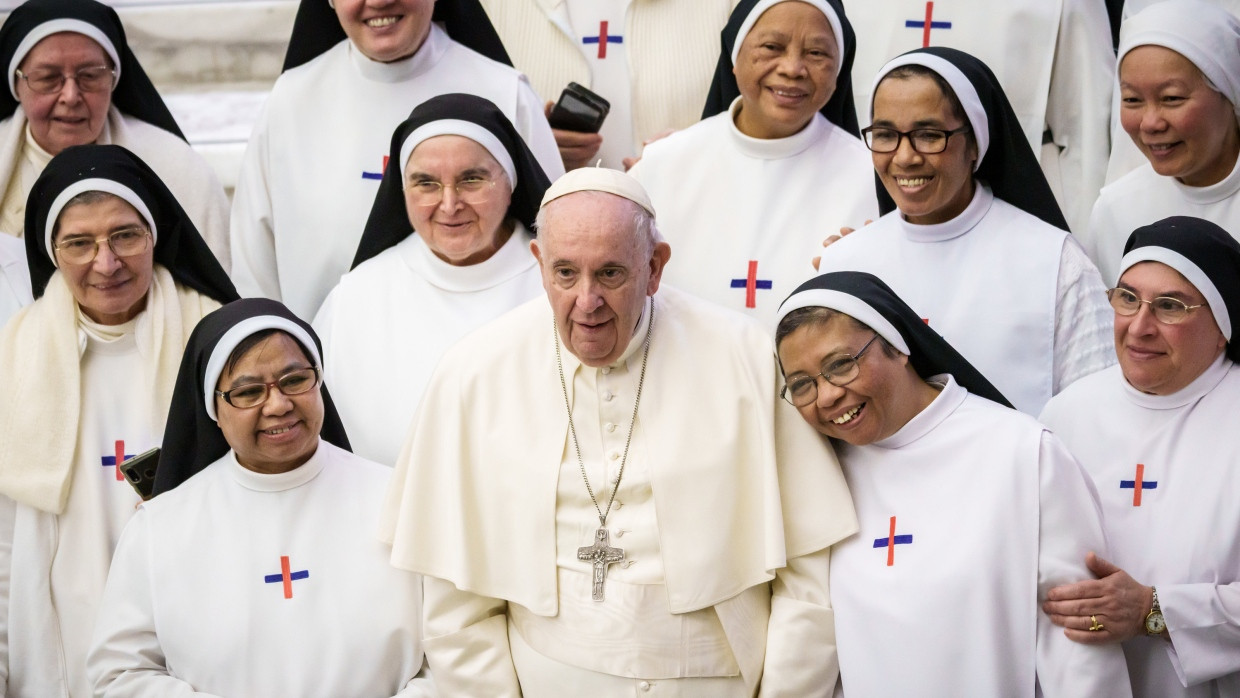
[603,391,614,401]
[609,451,620,461]
[639,680,651,691]
[602,367,612,375]
[605,422,617,432]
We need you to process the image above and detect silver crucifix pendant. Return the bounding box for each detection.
[577,527,625,601]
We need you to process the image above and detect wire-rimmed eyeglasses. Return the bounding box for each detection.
[781,334,881,407]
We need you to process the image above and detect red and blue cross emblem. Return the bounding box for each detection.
[100,439,133,482]
[362,155,389,181]
[583,21,623,59]
[730,260,772,309]
[1119,463,1157,507]
[872,515,913,566]
[905,2,952,47]
[263,555,310,599]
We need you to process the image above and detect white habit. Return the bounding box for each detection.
[88,441,432,697]
[832,376,1131,696]
[0,232,31,328]
[314,225,543,466]
[229,25,564,321]
[1040,357,1240,697]
[819,184,1115,415]
[628,100,879,329]
[380,286,858,696]
[0,108,232,269]
[1087,159,1240,285]
[846,0,1115,235]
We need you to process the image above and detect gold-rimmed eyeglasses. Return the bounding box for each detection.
[215,367,322,409]
[1107,287,1205,325]
[15,65,117,95]
[781,334,881,407]
[404,175,497,207]
[53,228,151,265]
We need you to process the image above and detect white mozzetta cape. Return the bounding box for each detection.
[628,102,878,329]
[1087,159,1240,285]
[846,0,1114,234]
[1040,358,1240,697]
[314,226,542,466]
[88,441,432,697]
[0,107,231,268]
[820,185,1114,415]
[833,377,1131,697]
[229,24,563,321]
[380,285,856,613]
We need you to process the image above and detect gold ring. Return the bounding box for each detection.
[1089,615,1104,632]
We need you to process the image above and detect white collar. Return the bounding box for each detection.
[1171,151,1240,204]
[347,22,448,83]
[227,438,327,492]
[1121,352,1233,410]
[727,97,827,160]
[871,374,965,450]
[399,222,536,293]
[895,183,994,243]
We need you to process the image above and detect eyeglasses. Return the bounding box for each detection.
[404,175,497,207]
[53,228,151,265]
[781,334,880,407]
[15,65,117,95]
[215,367,321,409]
[1107,287,1205,324]
[861,126,972,154]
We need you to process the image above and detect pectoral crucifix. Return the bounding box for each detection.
[577,527,625,601]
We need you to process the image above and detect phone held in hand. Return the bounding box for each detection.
[547,82,611,133]
[118,446,160,501]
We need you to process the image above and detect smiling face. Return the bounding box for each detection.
[15,32,113,155]
[732,1,839,139]
[531,192,670,367]
[1114,261,1226,395]
[1119,45,1240,188]
[54,194,154,325]
[871,73,978,225]
[777,314,933,445]
[215,332,324,474]
[334,0,434,63]
[405,134,515,266]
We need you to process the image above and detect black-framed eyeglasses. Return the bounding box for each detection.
[215,367,321,409]
[1107,287,1205,325]
[781,334,880,407]
[53,228,151,265]
[15,65,117,95]
[861,126,972,154]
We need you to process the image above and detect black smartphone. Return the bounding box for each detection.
[118,447,160,501]
[547,82,611,133]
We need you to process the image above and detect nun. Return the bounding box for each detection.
[626,0,879,327]
[819,47,1113,416]
[313,93,550,466]
[87,298,432,697]
[1087,0,1240,285]
[0,0,231,265]
[774,271,1132,697]
[0,144,236,697]
[229,0,563,322]
[1040,217,1240,697]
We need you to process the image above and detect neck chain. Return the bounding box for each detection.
[555,302,654,529]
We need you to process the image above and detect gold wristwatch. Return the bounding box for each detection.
[1145,586,1167,636]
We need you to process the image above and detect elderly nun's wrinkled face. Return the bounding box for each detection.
[1114,261,1226,395]
[531,192,670,368]
[733,1,838,139]
[53,192,154,325]
[215,331,324,475]
[14,32,114,155]
[404,134,515,266]
[1119,45,1240,188]
[777,313,928,446]
[335,0,434,63]
[871,73,978,226]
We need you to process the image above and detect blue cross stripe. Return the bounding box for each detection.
[265,569,309,584]
[873,534,913,547]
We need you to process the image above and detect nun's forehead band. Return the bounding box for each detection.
[775,289,911,355]
[399,119,518,188]
[44,178,157,268]
[202,315,323,421]
[869,53,990,170]
[9,19,121,100]
[1118,247,1231,339]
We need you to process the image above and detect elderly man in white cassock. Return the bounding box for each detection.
[380,167,857,696]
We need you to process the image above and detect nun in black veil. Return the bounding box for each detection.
[89,297,433,697]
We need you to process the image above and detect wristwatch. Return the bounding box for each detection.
[1145,586,1167,636]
